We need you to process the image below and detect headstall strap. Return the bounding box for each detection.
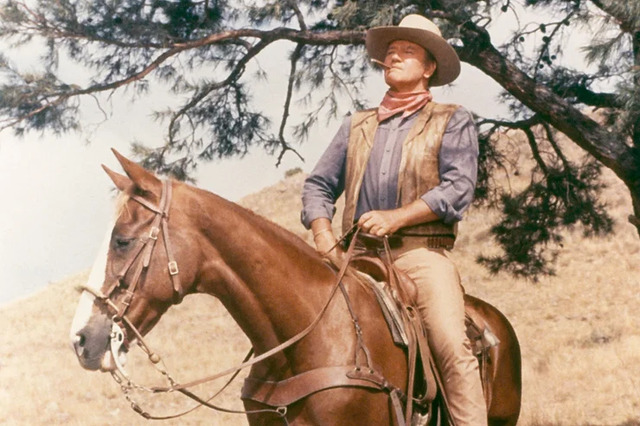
[158,180,183,300]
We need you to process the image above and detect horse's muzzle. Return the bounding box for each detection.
[71,312,120,371]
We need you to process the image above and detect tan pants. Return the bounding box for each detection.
[392,246,487,426]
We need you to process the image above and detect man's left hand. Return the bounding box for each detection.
[356,200,439,237]
[357,210,402,236]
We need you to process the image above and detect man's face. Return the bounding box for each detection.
[383,40,436,92]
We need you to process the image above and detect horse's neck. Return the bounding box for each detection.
[191,189,335,354]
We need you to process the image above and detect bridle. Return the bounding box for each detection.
[79,179,364,423]
[103,179,183,321]
[80,179,277,420]
[78,179,185,394]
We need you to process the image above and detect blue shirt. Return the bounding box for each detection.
[301,106,478,229]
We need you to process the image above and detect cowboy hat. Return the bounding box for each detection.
[366,14,461,86]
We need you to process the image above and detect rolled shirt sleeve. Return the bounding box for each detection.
[300,116,351,229]
[422,107,479,224]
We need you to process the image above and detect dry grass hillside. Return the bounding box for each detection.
[1,137,639,425]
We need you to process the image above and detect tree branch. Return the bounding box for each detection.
[286,0,307,31]
[478,116,541,129]
[1,26,366,132]
[532,12,576,79]
[5,6,364,51]
[542,122,571,170]
[168,38,272,145]
[555,82,620,109]
[0,95,67,131]
[0,44,185,130]
[276,43,305,167]
[457,20,638,183]
[589,0,639,35]
[522,126,549,176]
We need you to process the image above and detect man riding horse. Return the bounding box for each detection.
[301,14,487,425]
[70,12,520,426]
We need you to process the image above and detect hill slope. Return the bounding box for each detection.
[1,168,639,425]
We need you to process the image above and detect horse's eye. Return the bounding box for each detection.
[113,237,134,252]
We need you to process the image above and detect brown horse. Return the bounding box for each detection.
[70,150,521,425]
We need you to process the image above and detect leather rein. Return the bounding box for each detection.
[79,181,390,423]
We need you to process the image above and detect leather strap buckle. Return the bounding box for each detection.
[168,261,179,276]
[149,226,160,240]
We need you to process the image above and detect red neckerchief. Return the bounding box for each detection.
[377,90,432,122]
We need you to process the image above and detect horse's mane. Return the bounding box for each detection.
[114,191,130,219]
[111,179,326,267]
[192,184,374,291]
[191,183,323,260]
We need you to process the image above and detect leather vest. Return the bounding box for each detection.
[342,102,459,246]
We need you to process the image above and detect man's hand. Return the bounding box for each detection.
[310,218,344,260]
[357,210,402,236]
[357,200,440,236]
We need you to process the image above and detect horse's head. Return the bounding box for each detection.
[70,149,199,372]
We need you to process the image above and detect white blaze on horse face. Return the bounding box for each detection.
[69,218,115,342]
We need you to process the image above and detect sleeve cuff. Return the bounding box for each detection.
[300,204,337,229]
[422,191,460,224]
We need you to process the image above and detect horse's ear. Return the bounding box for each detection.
[110,148,161,196]
[102,164,132,192]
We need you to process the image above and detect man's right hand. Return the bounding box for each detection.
[310,218,345,261]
